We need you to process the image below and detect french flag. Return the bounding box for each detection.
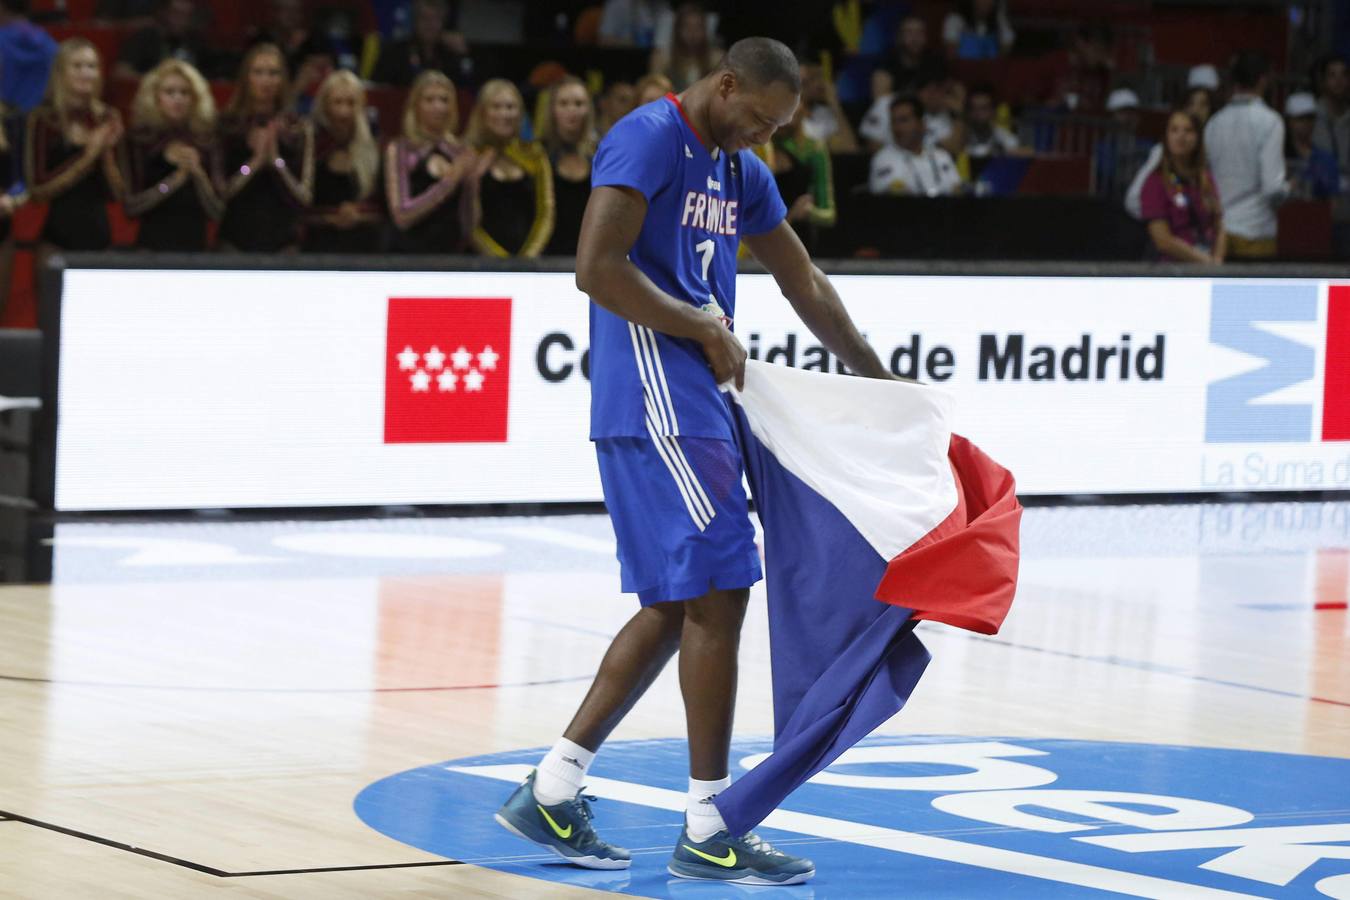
[713,360,1022,837]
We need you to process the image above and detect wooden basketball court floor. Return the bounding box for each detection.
[0,500,1347,899]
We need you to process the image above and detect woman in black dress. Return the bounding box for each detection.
[384,70,478,255]
[466,78,553,258]
[24,38,125,259]
[536,75,595,257]
[217,43,314,252]
[303,70,382,253]
[124,59,224,251]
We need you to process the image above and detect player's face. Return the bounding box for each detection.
[713,77,798,153]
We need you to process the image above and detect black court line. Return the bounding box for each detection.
[0,808,463,877]
[930,631,1350,709]
[0,673,592,694]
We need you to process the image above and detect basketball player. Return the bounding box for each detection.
[495,37,892,885]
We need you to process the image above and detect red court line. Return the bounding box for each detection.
[1315,602,1349,610]
[1311,696,1350,708]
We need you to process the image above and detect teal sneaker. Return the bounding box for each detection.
[494,771,631,870]
[668,825,815,885]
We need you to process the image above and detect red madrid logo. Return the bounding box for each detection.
[384,297,512,443]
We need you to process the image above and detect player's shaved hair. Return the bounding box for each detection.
[719,37,801,93]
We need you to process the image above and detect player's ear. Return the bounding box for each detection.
[718,70,736,100]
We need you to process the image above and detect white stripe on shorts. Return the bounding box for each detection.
[628,322,680,435]
[663,435,716,524]
[644,415,711,531]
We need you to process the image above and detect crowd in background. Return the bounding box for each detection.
[1,0,1349,317]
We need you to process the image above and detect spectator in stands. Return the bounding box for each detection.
[799,62,858,153]
[217,43,315,252]
[1140,109,1224,264]
[634,72,673,106]
[869,95,962,196]
[1042,25,1114,112]
[124,59,223,251]
[114,0,210,79]
[1285,92,1339,200]
[943,0,1014,61]
[1126,68,1220,219]
[1204,51,1287,260]
[372,0,473,88]
[1312,53,1350,255]
[0,104,23,320]
[300,5,364,74]
[248,0,311,66]
[1312,54,1350,175]
[24,38,125,257]
[650,3,720,92]
[466,78,553,258]
[1095,88,1154,202]
[537,75,594,256]
[963,83,1019,158]
[875,15,946,100]
[0,0,58,113]
[771,93,836,249]
[860,72,962,154]
[303,70,382,253]
[596,80,636,136]
[598,0,671,49]
[1185,64,1219,125]
[384,70,477,254]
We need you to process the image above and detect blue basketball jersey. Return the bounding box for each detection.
[587,95,787,439]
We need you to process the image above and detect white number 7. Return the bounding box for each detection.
[695,239,715,282]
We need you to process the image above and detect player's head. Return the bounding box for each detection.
[707,37,800,153]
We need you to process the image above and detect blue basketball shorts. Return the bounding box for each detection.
[595,434,762,605]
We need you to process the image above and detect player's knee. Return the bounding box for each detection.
[644,602,686,646]
[682,587,749,631]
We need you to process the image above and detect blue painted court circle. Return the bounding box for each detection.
[355,736,1350,898]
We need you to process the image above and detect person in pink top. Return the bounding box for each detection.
[1140,108,1227,263]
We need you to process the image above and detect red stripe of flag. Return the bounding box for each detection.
[1323,285,1350,441]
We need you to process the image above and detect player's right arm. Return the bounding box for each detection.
[575,184,749,389]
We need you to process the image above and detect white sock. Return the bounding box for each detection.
[685,775,730,842]
[533,737,595,806]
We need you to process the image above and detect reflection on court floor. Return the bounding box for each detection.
[0,502,1346,897]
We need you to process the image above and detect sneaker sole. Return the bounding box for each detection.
[666,862,815,885]
[493,813,632,870]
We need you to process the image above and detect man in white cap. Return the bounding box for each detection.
[1185,64,1220,123]
[1097,87,1154,200]
[1286,91,1340,199]
[1204,50,1287,258]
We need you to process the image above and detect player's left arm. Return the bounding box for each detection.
[742,221,893,380]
